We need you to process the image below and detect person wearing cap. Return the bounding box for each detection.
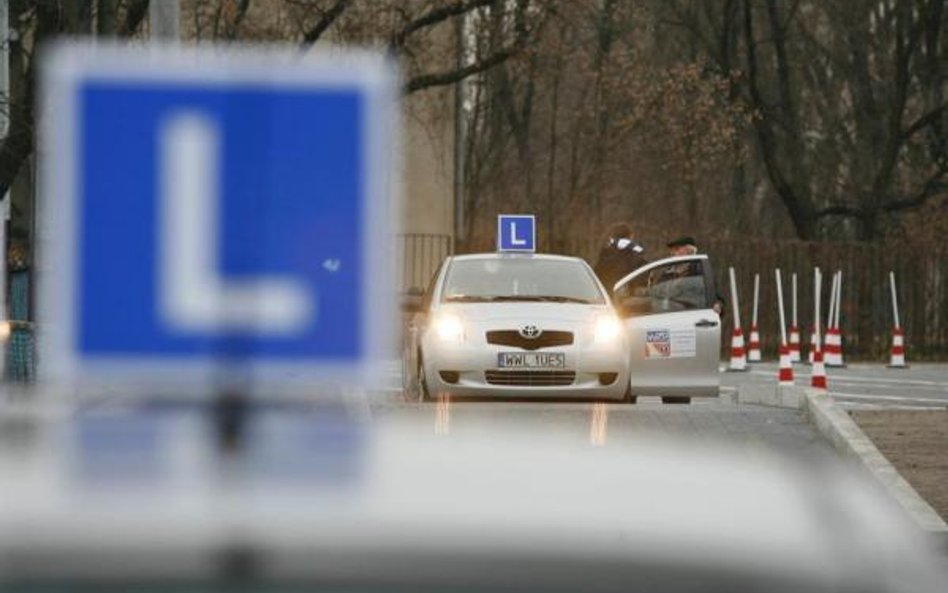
[663,236,725,316]
[593,223,648,294]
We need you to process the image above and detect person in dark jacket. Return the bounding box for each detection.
[665,235,726,316]
[593,223,648,293]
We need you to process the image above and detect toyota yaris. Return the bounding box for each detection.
[402,253,631,401]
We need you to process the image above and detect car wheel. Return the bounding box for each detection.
[661,396,691,405]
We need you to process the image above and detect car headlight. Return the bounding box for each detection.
[594,315,622,343]
[434,314,464,342]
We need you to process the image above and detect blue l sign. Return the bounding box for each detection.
[497,215,536,252]
[40,45,397,392]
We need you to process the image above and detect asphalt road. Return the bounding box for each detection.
[367,358,946,461]
[720,362,948,410]
[370,360,833,461]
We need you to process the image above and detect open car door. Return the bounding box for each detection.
[612,255,721,399]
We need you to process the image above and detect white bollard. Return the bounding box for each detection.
[808,267,822,364]
[775,269,793,385]
[888,271,908,368]
[727,267,747,372]
[748,273,762,362]
[789,272,801,362]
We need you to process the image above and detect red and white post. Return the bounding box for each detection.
[808,267,822,364]
[788,272,801,362]
[747,273,762,362]
[776,269,794,385]
[888,271,907,368]
[727,267,747,372]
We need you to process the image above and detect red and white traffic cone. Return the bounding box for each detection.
[888,327,907,368]
[810,349,827,390]
[824,326,844,367]
[778,344,794,385]
[747,324,762,362]
[726,267,748,372]
[788,324,801,363]
[728,327,747,371]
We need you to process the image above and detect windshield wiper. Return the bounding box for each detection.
[444,295,495,303]
[485,295,595,304]
[532,295,595,304]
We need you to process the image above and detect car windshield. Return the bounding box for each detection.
[440,258,605,304]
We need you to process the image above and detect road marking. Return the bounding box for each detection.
[837,402,947,411]
[831,391,948,405]
[745,368,948,389]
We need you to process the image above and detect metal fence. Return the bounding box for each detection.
[5,269,34,382]
[4,234,942,384]
[397,234,454,293]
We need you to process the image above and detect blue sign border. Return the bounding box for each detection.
[39,43,399,396]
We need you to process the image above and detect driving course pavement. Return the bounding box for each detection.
[371,361,834,461]
[370,359,946,460]
[720,362,948,410]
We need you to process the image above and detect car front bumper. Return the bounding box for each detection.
[422,341,629,400]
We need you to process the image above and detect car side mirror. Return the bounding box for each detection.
[401,287,425,314]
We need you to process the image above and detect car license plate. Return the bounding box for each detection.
[497,352,566,369]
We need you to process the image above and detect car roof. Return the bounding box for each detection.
[447,252,588,264]
[2,415,944,590]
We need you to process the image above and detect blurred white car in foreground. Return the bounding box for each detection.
[0,407,944,592]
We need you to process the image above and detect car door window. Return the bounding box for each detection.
[615,259,709,315]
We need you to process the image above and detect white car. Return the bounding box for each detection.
[403,253,631,401]
[404,252,722,404]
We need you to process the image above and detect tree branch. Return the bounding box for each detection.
[300,0,353,48]
[815,164,948,219]
[900,102,947,144]
[404,40,521,94]
[881,166,948,212]
[391,0,496,51]
[402,0,532,95]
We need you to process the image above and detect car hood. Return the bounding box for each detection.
[435,302,613,324]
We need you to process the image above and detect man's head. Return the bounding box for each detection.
[667,235,698,257]
[607,222,632,241]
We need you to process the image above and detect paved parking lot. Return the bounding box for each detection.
[369,361,833,460]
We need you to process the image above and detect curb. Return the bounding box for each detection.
[724,382,948,534]
[800,388,948,535]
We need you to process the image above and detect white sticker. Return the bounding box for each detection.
[645,327,696,359]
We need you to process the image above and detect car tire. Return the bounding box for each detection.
[661,396,691,405]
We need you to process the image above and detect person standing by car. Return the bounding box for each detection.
[664,236,725,316]
[593,223,648,294]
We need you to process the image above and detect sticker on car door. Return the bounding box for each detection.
[645,328,696,359]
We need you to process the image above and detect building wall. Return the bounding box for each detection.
[400,87,455,237]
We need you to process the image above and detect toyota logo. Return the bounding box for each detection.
[519,325,542,339]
